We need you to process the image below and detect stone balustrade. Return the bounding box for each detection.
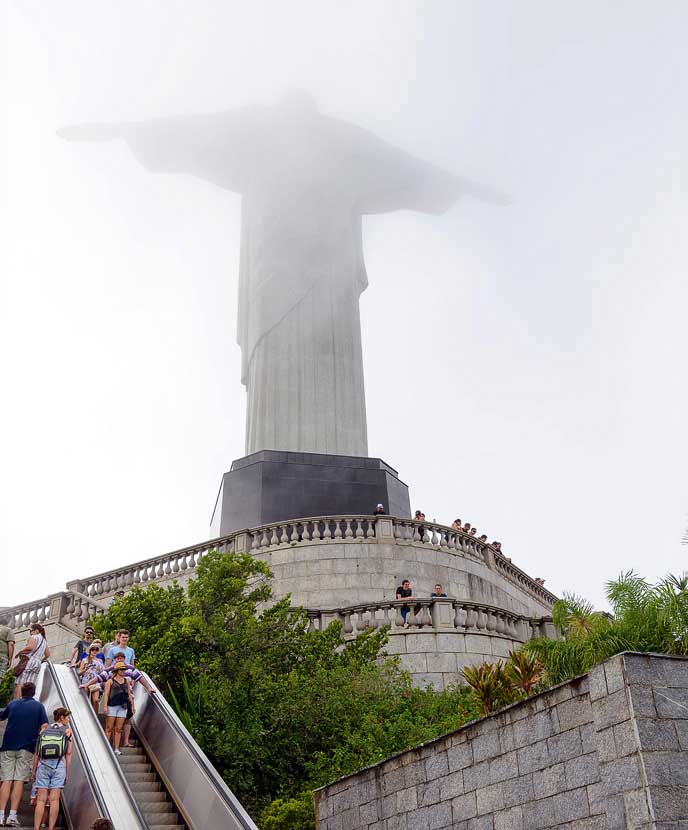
[66,537,236,600]
[306,598,554,643]
[6,590,106,635]
[2,515,555,655]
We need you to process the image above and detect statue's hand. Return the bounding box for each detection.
[57,123,122,142]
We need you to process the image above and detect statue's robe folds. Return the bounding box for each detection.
[119,106,458,456]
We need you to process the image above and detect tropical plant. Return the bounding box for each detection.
[526,571,688,685]
[461,661,513,715]
[505,649,544,696]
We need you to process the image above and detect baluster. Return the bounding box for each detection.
[412,524,420,542]
[334,519,343,539]
[365,520,375,539]
[355,519,364,539]
[453,603,465,629]
[303,522,312,542]
[37,605,47,622]
[251,531,260,550]
[407,605,420,627]
[355,609,368,631]
[344,519,353,539]
[476,609,487,630]
[438,529,448,549]
[260,528,270,548]
[342,611,354,635]
[161,559,171,576]
[133,567,141,583]
[287,523,297,543]
[420,603,432,628]
[465,607,478,630]
[125,570,134,585]
[495,613,506,635]
[394,521,405,540]
[322,520,332,540]
[155,562,164,578]
[430,527,439,546]
[379,605,391,629]
[66,595,75,618]
[486,611,497,633]
[307,615,319,633]
[394,604,405,627]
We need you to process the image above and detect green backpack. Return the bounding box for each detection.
[36,724,69,761]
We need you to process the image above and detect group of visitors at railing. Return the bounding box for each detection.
[395,578,448,623]
[0,611,154,829]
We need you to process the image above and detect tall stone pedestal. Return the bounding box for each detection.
[210,450,411,537]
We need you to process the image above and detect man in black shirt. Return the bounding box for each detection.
[395,580,414,623]
[431,583,448,598]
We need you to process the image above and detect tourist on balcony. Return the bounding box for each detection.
[12,625,49,700]
[68,626,95,667]
[77,645,105,715]
[414,510,426,541]
[0,682,49,828]
[373,504,386,515]
[102,662,134,756]
[451,519,462,531]
[491,541,502,553]
[463,522,471,533]
[431,583,447,599]
[478,534,488,543]
[0,613,15,683]
[469,527,477,536]
[395,580,414,623]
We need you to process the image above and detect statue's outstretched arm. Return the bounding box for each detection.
[58,111,260,194]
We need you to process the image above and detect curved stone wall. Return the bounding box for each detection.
[251,538,552,618]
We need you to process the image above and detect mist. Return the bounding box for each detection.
[2,0,687,610]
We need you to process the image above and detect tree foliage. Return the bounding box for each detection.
[90,551,476,828]
[525,571,688,685]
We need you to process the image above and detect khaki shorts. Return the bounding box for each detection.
[0,749,34,782]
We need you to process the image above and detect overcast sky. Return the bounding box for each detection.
[2,0,687,610]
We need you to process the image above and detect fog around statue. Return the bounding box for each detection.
[60,96,500,457]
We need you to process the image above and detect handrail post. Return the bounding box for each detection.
[374,516,394,542]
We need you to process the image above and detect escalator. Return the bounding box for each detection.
[36,663,257,830]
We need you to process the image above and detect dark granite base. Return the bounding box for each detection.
[210,451,411,537]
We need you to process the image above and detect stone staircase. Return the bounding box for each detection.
[119,741,186,829]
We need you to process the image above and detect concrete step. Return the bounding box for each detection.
[143,815,180,826]
[129,781,162,794]
[142,801,175,815]
[136,791,168,803]
[124,771,157,783]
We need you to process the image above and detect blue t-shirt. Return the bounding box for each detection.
[0,698,49,752]
[106,645,135,665]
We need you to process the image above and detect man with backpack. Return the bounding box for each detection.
[32,708,72,830]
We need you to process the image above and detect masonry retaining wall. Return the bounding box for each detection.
[314,652,688,829]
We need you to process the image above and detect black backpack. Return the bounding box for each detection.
[36,724,69,761]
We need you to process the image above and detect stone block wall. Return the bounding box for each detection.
[253,540,552,617]
[314,652,688,829]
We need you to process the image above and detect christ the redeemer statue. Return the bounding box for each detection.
[61,95,491,457]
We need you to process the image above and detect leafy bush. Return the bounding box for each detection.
[90,551,477,823]
[0,670,14,707]
[524,571,688,685]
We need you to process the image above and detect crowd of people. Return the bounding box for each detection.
[0,612,153,829]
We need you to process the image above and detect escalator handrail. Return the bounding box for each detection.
[139,672,258,829]
[62,665,151,830]
[45,663,111,822]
